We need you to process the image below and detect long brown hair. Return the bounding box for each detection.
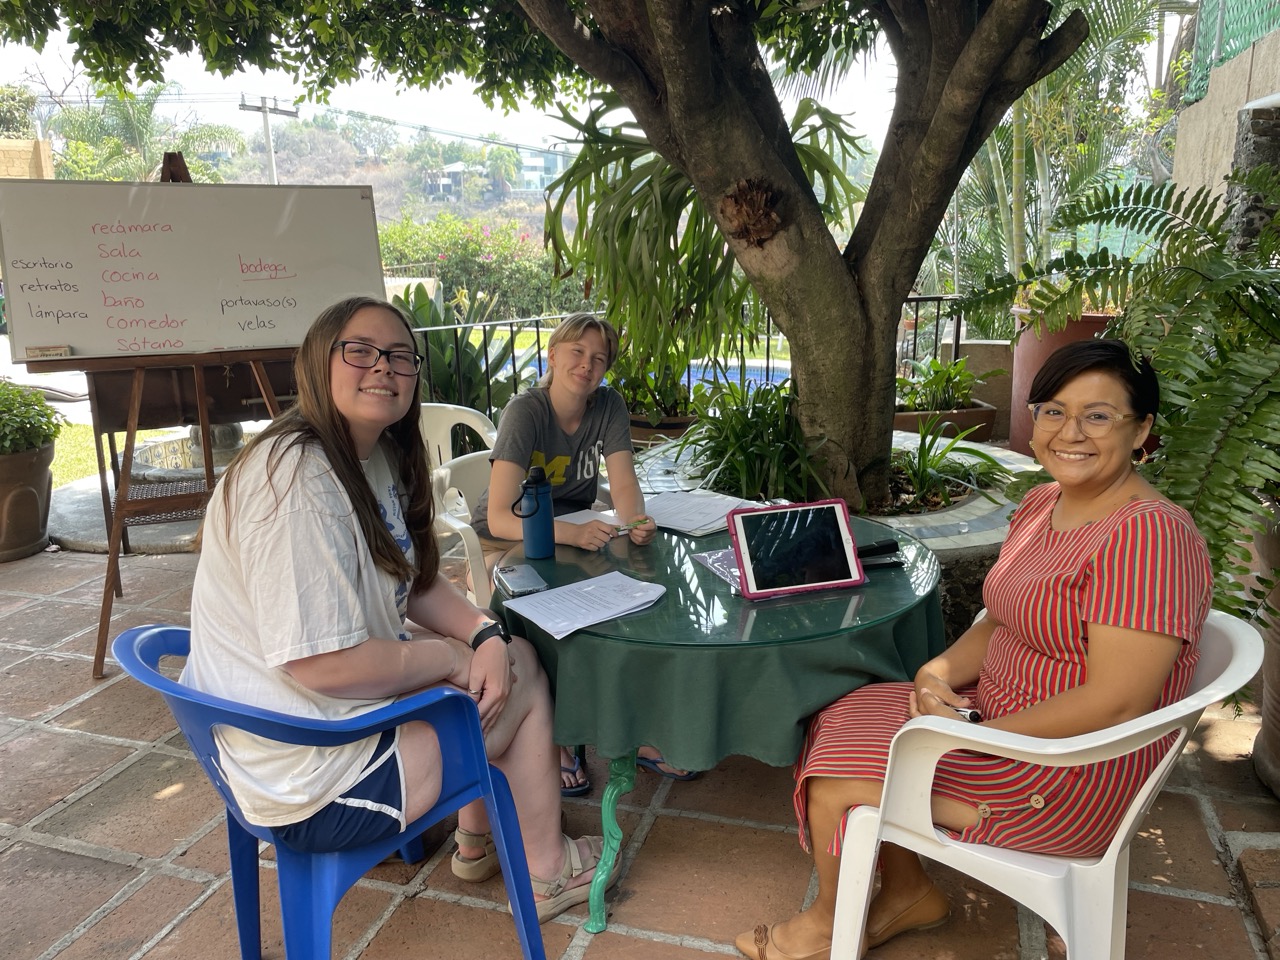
[218,296,438,590]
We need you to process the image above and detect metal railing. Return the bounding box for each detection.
[415,296,961,422]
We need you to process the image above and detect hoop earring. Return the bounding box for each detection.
[1132,448,1149,465]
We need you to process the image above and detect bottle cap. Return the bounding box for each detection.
[528,465,547,483]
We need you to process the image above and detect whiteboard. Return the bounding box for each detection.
[0,181,384,362]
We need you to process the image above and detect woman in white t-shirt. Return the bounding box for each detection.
[182,296,617,923]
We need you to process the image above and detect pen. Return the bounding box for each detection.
[953,707,982,723]
[614,518,650,534]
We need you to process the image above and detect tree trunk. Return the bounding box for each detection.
[524,0,1088,508]
[1011,99,1028,271]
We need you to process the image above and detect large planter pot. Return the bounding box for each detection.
[1009,313,1111,456]
[892,400,997,442]
[629,413,697,449]
[0,442,55,562]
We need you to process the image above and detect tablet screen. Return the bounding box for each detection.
[728,500,865,600]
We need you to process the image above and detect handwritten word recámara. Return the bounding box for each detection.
[90,221,174,235]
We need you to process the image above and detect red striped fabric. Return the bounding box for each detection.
[794,483,1212,858]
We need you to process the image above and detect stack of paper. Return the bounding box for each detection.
[644,490,756,536]
[503,571,666,639]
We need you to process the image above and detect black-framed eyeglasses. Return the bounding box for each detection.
[1028,402,1141,438]
[333,340,423,376]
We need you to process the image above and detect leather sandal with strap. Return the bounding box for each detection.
[511,834,622,923]
[451,827,500,882]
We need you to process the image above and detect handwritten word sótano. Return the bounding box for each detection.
[98,242,141,259]
[9,256,74,270]
[102,269,159,283]
[90,221,174,235]
[220,295,298,314]
[237,254,295,280]
[107,314,188,329]
[117,335,185,352]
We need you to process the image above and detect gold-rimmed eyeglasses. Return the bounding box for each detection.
[333,340,423,376]
[1028,402,1142,438]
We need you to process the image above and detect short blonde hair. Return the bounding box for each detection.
[539,313,620,387]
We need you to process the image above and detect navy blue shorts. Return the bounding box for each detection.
[274,727,406,853]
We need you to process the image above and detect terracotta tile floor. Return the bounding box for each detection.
[1,546,1278,959]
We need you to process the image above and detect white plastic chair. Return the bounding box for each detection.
[829,608,1263,960]
[433,450,495,608]
[420,402,497,469]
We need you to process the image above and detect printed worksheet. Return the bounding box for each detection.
[503,571,666,639]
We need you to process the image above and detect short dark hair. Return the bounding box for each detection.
[1027,339,1159,418]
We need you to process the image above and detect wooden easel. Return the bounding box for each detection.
[28,347,294,676]
[35,153,297,676]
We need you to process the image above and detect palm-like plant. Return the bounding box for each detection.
[546,91,866,365]
[50,83,244,182]
[964,168,1280,620]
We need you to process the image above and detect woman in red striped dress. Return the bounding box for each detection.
[737,340,1212,960]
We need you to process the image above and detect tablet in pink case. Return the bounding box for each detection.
[726,499,866,601]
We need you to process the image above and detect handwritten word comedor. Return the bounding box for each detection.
[107,314,188,329]
[90,222,174,235]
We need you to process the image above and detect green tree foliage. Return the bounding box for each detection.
[0,83,37,137]
[49,83,244,182]
[380,213,586,320]
[0,0,1089,506]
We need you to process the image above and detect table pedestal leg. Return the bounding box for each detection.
[586,751,636,933]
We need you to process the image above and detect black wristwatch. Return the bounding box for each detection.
[470,620,512,651]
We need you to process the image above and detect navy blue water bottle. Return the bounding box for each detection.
[514,465,554,559]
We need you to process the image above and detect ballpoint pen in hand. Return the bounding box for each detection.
[614,517,651,535]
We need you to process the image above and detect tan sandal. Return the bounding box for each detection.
[513,834,621,924]
[451,827,500,882]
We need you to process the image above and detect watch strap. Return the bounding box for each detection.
[469,620,511,651]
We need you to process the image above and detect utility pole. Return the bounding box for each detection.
[239,96,299,185]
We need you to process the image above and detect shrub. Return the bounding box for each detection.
[0,379,65,454]
[379,214,589,320]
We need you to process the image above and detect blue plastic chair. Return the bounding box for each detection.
[113,624,546,960]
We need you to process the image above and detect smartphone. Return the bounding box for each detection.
[495,563,548,597]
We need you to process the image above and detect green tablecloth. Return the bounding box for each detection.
[495,517,945,772]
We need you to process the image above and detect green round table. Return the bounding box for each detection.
[493,516,944,932]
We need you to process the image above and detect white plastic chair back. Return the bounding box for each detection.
[432,450,495,607]
[828,609,1263,960]
[420,402,497,470]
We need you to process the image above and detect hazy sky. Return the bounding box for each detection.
[0,31,898,152]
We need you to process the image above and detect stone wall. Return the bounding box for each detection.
[0,139,54,180]
[959,340,1014,442]
[1174,32,1280,196]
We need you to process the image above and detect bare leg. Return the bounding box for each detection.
[740,775,977,958]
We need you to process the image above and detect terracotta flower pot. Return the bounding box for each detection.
[0,442,56,562]
[1009,313,1111,456]
[893,400,997,442]
[629,413,697,448]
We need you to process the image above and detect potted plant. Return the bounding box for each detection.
[893,357,1005,441]
[606,342,697,446]
[0,378,65,561]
